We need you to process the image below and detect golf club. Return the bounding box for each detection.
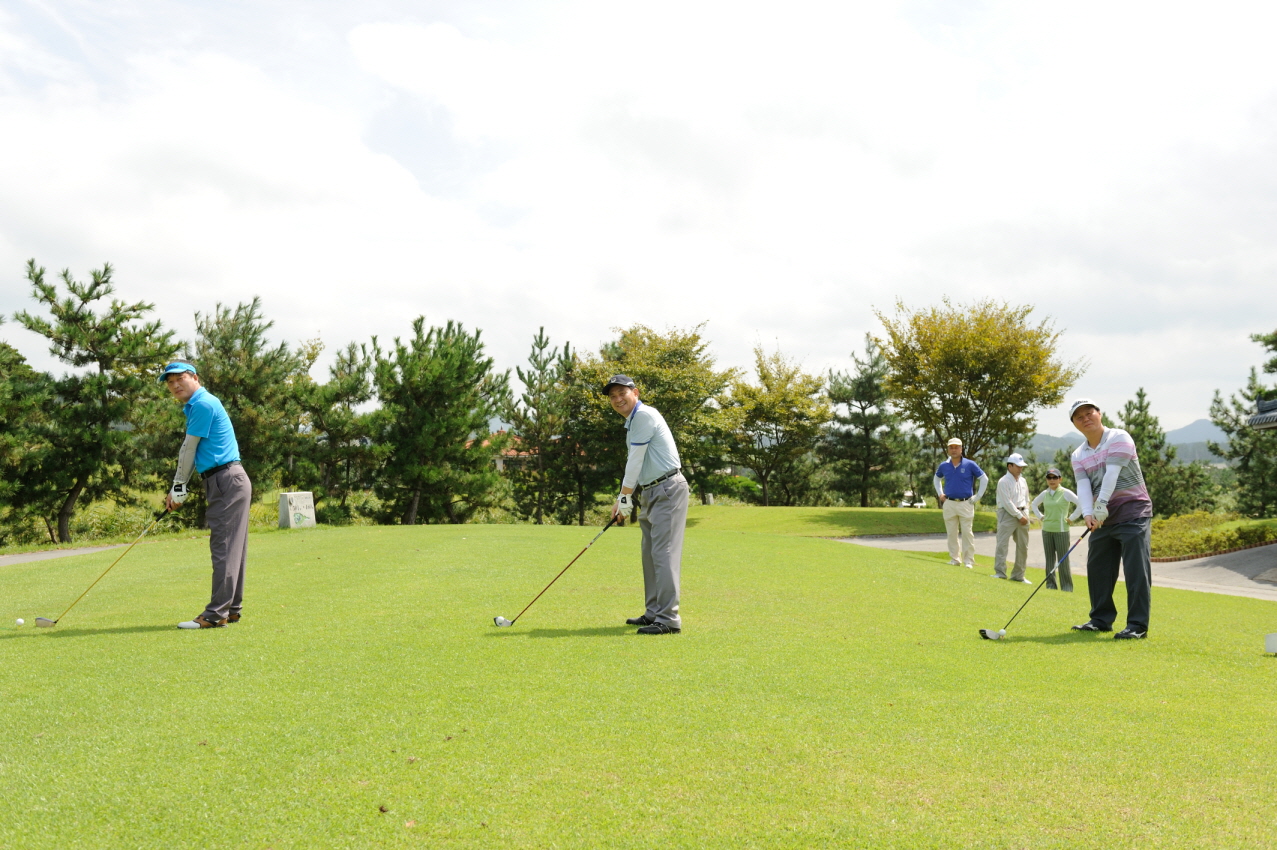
[494,516,618,628]
[35,508,170,628]
[979,527,1091,640]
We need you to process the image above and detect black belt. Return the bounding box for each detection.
[644,468,682,487]
[203,460,241,476]
[947,496,969,501]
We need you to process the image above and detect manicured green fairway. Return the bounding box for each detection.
[686,504,998,536]
[2,521,1276,847]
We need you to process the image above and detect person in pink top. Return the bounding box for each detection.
[1067,399,1153,640]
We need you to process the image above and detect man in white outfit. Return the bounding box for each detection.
[606,374,688,635]
[993,453,1032,582]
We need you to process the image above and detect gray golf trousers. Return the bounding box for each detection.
[1085,517,1151,630]
[1042,530,1074,591]
[639,473,689,629]
[994,508,1029,580]
[201,463,252,623]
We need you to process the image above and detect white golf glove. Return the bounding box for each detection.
[615,492,634,517]
[168,481,189,505]
[1092,499,1109,524]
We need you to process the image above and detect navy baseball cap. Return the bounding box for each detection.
[602,374,637,393]
[158,361,198,382]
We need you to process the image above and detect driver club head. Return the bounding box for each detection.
[494,616,513,627]
[978,628,1005,640]
[35,617,57,628]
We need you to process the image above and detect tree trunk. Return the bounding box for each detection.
[404,488,421,525]
[57,476,87,543]
[759,475,770,507]
[44,518,57,545]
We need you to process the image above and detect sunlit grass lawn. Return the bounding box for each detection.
[2,520,1276,848]
[686,504,998,536]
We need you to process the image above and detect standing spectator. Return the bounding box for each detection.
[1031,467,1083,591]
[1068,399,1153,640]
[605,375,688,635]
[993,453,1032,583]
[160,361,252,630]
[933,438,988,569]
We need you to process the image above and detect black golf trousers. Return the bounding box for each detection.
[1085,517,1151,630]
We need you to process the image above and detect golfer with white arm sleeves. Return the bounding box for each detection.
[1067,399,1153,639]
[605,375,688,635]
[160,361,252,631]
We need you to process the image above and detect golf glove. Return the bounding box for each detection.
[615,492,634,516]
[1092,499,1108,524]
[168,481,189,505]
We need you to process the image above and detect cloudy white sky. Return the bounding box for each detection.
[2,0,1275,434]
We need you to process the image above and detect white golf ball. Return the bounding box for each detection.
[16,618,24,626]
[998,629,1006,636]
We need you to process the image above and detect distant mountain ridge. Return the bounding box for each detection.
[1011,419,1228,465]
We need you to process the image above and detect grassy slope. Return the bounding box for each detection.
[1,523,1275,848]
[687,504,998,536]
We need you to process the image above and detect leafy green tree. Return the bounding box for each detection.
[12,260,180,541]
[1119,388,1218,516]
[722,346,831,506]
[552,324,738,524]
[824,334,902,507]
[504,328,572,524]
[299,342,379,519]
[192,298,316,496]
[875,298,1084,460]
[1210,369,1277,518]
[372,318,510,525]
[602,324,738,504]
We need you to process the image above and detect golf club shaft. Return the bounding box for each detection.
[1000,528,1090,632]
[53,509,169,623]
[509,517,617,625]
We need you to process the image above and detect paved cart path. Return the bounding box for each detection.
[841,528,1277,603]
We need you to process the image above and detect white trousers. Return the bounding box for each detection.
[942,499,976,567]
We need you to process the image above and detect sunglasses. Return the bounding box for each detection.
[1046,475,1061,480]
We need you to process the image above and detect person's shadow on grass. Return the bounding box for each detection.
[0,624,181,640]
[487,625,633,639]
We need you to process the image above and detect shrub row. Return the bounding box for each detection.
[1150,511,1277,558]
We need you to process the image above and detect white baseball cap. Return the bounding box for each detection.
[1069,398,1100,422]
[1005,453,1028,467]
[946,437,963,447]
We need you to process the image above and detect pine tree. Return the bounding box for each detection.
[12,260,180,541]
[372,318,510,525]
[504,328,571,524]
[825,334,901,507]
[1210,369,1277,518]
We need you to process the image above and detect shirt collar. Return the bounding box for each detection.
[625,399,643,428]
[183,386,207,410]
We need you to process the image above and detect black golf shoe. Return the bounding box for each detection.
[626,614,655,626]
[1071,621,1112,632]
[1114,626,1147,640]
[636,622,680,635]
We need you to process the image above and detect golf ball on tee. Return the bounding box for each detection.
[16,618,24,626]
[998,629,1006,636]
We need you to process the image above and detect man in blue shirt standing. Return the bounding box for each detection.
[933,437,988,569]
[606,374,687,635]
[159,361,252,630]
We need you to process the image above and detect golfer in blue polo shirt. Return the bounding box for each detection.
[933,437,988,569]
[160,361,252,630]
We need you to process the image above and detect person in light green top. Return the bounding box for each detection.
[1030,467,1084,591]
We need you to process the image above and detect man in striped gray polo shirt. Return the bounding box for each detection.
[606,374,688,635]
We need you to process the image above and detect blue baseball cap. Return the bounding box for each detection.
[158,361,198,382]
